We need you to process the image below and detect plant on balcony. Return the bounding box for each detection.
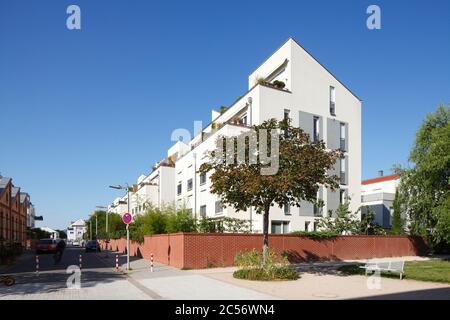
[272,80,286,89]
[219,106,228,114]
[255,76,266,85]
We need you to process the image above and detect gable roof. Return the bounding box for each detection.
[11,187,20,199]
[0,176,12,196]
[250,37,361,102]
[362,173,401,185]
[20,192,30,203]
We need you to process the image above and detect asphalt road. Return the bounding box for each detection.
[0,246,150,299]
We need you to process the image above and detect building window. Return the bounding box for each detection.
[200,172,207,185]
[215,200,223,214]
[340,189,346,205]
[177,182,182,195]
[187,178,193,192]
[271,221,290,234]
[241,114,248,126]
[340,157,346,185]
[283,109,290,137]
[200,205,207,218]
[313,221,318,231]
[340,122,346,151]
[284,203,291,215]
[305,221,310,231]
[313,116,320,143]
[329,86,336,115]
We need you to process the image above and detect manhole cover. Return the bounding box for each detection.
[312,293,339,298]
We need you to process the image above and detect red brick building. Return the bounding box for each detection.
[0,176,29,246]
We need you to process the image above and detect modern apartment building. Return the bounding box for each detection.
[108,38,362,234]
[361,172,401,228]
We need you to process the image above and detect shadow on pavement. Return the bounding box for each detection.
[353,287,450,300]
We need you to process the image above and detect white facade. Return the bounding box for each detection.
[361,173,400,228]
[40,227,59,239]
[106,38,362,234]
[172,38,362,234]
[67,219,87,242]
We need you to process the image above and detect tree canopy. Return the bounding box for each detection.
[199,118,342,263]
[396,103,450,245]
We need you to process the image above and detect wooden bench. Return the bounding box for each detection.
[359,260,405,280]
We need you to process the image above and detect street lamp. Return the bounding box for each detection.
[109,183,131,270]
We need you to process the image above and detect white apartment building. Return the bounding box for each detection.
[67,219,87,242]
[172,38,361,233]
[107,38,362,234]
[361,172,401,228]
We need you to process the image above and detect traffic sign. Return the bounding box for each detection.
[122,212,133,225]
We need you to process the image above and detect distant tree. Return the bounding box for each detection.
[317,198,359,235]
[199,118,341,264]
[56,230,67,239]
[396,104,450,246]
[391,190,404,234]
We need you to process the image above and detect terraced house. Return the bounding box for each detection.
[0,176,32,246]
[109,38,362,234]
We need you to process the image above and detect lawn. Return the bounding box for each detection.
[338,258,450,283]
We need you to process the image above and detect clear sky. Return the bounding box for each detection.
[0,0,449,229]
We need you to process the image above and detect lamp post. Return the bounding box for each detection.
[109,183,131,270]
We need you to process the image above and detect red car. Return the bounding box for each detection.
[35,239,58,254]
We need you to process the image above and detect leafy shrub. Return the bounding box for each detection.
[233,266,299,281]
[233,249,299,281]
[289,230,338,239]
[272,80,286,89]
[166,208,197,233]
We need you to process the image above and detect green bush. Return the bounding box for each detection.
[233,266,299,281]
[233,249,299,281]
[289,230,338,239]
[272,80,286,89]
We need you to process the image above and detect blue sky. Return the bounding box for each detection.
[0,0,449,229]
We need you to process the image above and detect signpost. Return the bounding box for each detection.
[122,212,133,270]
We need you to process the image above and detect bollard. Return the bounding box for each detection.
[35,255,39,274]
[79,254,82,269]
[150,253,154,273]
[115,254,119,272]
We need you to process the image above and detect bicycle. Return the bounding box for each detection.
[0,275,15,286]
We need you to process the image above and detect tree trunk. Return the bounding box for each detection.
[262,206,270,267]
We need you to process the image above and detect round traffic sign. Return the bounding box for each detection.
[122,212,133,225]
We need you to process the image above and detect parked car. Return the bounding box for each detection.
[72,240,80,247]
[85,240,101,253]
[35,239,58,254]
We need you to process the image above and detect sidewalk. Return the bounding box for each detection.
[100,249,277,300]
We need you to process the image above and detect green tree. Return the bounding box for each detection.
[317,199,359,234]
[396,104,450,246]
[199,118,341,264]
[391,190,404,234]
[166,207,197,233]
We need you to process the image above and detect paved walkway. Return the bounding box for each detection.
[102,250,277,300]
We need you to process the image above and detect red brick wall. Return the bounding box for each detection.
[101,233,427,269]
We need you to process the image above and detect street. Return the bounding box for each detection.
[0,246,150,300]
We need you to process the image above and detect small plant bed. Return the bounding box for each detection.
[234,266,299,281]
[338,259,450,284]
[233,249,300,281]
